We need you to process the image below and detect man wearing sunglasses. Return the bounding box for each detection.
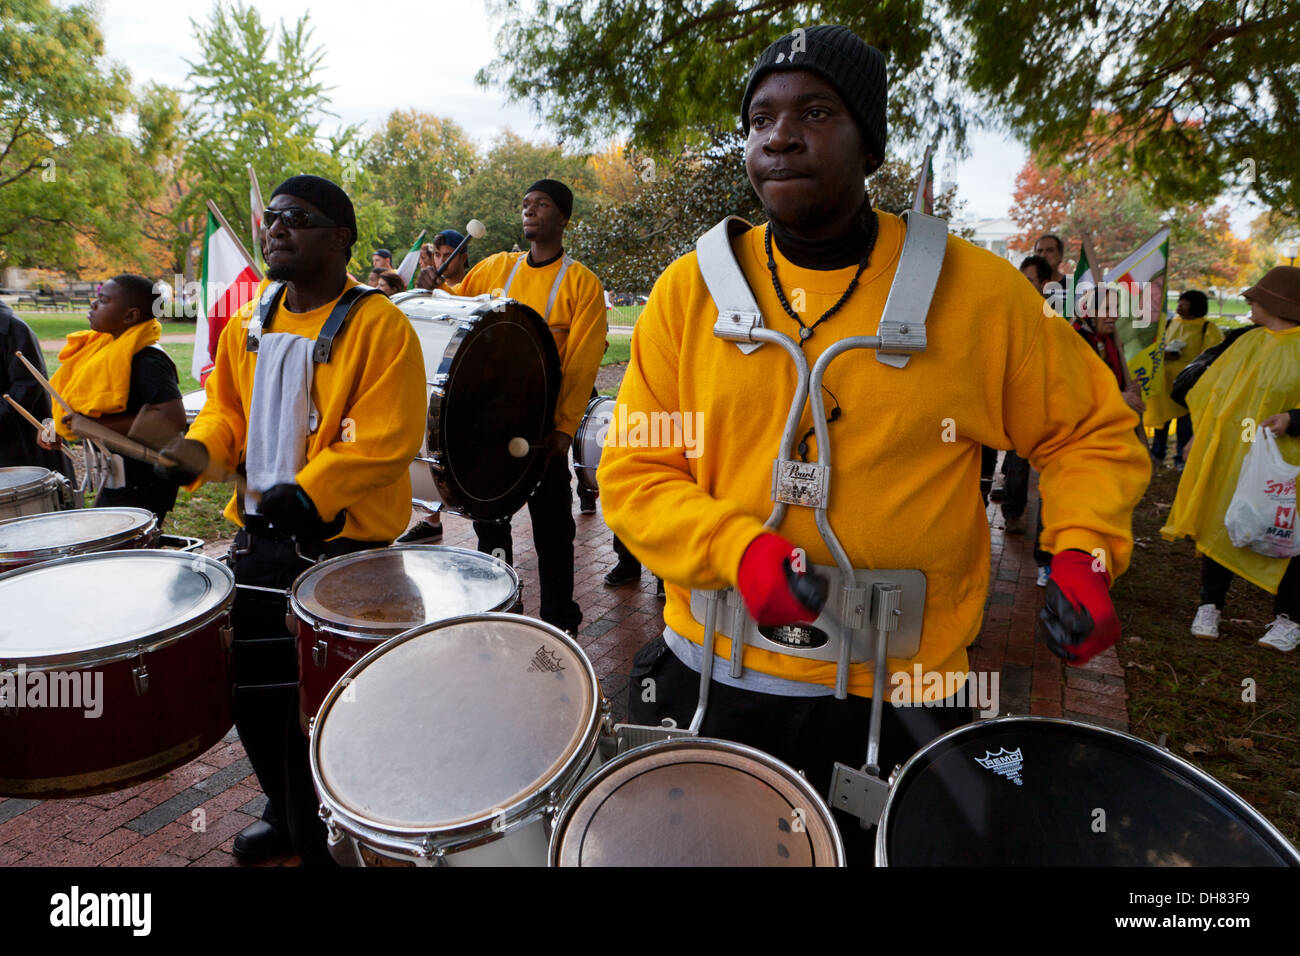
[163,175,427,866]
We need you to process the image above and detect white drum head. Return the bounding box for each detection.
[0,467,53,495]
[292,546,517,636]
[314,616,597,832]
[182,389,206,424]
[551,738,844,867]
[0,508,153,560]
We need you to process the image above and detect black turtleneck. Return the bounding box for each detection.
[527,248,564,268]
[769,198,875,270]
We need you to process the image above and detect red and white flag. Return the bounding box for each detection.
[195,202,261,383]
[248,165,266,270]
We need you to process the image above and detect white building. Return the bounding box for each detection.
[949,217,1028,265]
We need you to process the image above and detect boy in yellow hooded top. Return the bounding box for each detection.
[598,25,1149,860]
[45,273,185,520]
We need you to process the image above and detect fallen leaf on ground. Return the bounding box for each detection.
[1183,742,1210,756]
[1226,737,1254,751]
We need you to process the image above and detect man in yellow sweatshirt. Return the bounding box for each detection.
[162,175,427,865]
[454,180,608,633]
[598,25,1149,858]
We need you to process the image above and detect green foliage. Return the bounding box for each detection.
[0,0,158,272]
[479,0,966,158]
[567,130,962,292]
[957,0,1300,217]
[176,2,370,273]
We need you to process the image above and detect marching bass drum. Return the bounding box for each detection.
[573,396,615,498]
[393,290,560,522]
[876,715,1300,866]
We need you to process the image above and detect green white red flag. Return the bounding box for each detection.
[396,231,426,289]
[1105,226,1171,400]
[195,202,261,383]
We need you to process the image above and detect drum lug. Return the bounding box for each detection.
[418,836,447,866]
[0,668,16,716]
[312,639,329,669]
[220,625,233,654]
[132,660,150,697]
[285,613,298,635]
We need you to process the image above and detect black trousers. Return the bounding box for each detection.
[1001,450,1030,519]
[1200,555,1300,618]
[474,454,582,632]
[228,528,384,866]
[627,637,972,866]
[96,482,177,525]
[1151,415,1194,462]
[611,534,638,568]
[979,445,998,504]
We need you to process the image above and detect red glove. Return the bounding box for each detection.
[737,533,822,627]
[1039,549,1120,664]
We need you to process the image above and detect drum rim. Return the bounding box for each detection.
[0,507,157,563]
[310,612,602,860]
[0,466,60,499]
[572,396,615,496]
[547,735,846,867]
[288,544,520,638]
[0,549,235,668]
[874,714,1300,866]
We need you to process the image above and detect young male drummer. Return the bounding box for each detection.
[452,180,607,634]
[598,25,1150,860]
[162,175,427,865]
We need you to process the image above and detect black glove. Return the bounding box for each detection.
[154,438,209,485]
[258,483,344,542]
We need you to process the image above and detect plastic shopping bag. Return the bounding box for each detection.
[1224,426,1300,558]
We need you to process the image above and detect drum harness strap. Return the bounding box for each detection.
[502,252,574,322]
[614,211,950,827]
[236,280,381,558]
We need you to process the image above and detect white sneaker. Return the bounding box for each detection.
[1258,615,1300,653]
[1036,566,1051,588]
[1190,603,1220,639]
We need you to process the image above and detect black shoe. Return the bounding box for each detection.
[604,561,642,586]
[578,496,597,515]
[232,820,291,863]
[397,520,443,544]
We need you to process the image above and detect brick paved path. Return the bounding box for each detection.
[0,463,1127,866]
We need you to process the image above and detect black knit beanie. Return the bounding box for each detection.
[740,24,888,173]
[271,174,358,248]
[525,179,574,220]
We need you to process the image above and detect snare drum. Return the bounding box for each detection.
[310,613,603,866]
[393,290,561,521]
[550,737,844,866]
[573,396,615,497]
[0,550,235,797]
[290,545,520,732]
[0,507,159,572]
[876,716,1300,866]
[0,466,73,521]
[182,388,206,425]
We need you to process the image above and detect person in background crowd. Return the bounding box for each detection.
[1019,255,1052,294]
[1163,266,1300,653]
[452,179,607,635]
[42,274,185,522]
[367,266,385,288]
[376,270,405,297]
[600,24,1149,863]
[371,248,393,271]
[1033,233,1068,286]
[1144,289,1222,471]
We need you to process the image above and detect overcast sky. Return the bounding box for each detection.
[100,0,1251,235]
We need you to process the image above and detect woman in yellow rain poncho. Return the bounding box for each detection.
[1162,266,1300,652]
[1144,290,1223,470]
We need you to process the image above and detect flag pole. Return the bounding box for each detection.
[205,199,260,275]
[911,145,934,214]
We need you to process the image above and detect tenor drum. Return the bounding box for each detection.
[573,396,615,497]
[0,550,235,797]
[393,290,561,521]
[0,507,159,572]
[0,466,72,521]
[550,737,844,867]
[182,388,206,425]
[311,613,602,866]
[877,716,1300,866]
[291,545,520,733]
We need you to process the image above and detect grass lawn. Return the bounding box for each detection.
[608,305,643,326]
[602,334,631,366]
[1118,465,1300,843]
[165,481,236,543]
[18,312,192,340]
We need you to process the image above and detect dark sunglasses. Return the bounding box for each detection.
[263,206,337,230]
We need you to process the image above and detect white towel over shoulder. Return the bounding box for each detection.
[245,332,318,515]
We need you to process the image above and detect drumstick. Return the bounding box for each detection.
[13,351,74,417]
[67,414,178,468]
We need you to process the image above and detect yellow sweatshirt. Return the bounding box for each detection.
[1143,316,1225,427]
[456,251,608,437]
[49,320,162,440]
[598,213,1151,697]
[1162,324,1300,592]
[187,278,428,542]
